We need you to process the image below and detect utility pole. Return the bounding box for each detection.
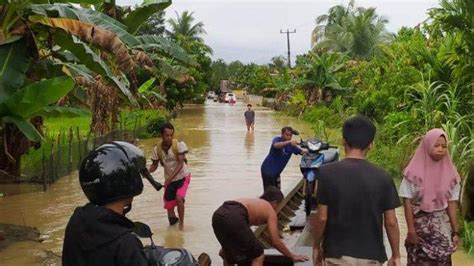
[280,29,296,68]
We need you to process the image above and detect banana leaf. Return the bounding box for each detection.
[2,115,43,142]
[0,39,30,101]
[135,35,197,66]
[39,106,90,117]
[29,3,139,46]
[52,30,136,105]
[123,0,171,34]
[138,78,156,93]
[3,76,75,118]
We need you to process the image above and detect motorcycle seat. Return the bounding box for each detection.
[321,149,338,163]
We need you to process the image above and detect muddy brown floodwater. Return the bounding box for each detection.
[0,101,472,265]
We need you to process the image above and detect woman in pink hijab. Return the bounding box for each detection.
[399,128,461,265]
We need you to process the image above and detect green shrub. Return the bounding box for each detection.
[303,105,343,129]
[145,114,168,137]
[380,112,418,144]
[461,221,474,256]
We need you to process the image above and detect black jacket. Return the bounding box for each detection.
[62,203,148,266]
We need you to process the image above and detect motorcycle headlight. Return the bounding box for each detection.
[308,141,321,151]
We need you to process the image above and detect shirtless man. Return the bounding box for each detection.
[212,186,309,265]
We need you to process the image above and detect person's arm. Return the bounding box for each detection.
[384,209,401,264]
[311,204,327,265]
[148,160,159,173]
[447,200,460,250]
[273,139,297,149]
[312,205,327,247]
[399,178,418,245]
[403,198,418,245]
[267,210,308,262]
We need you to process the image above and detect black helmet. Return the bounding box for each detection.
[79,141,148,205]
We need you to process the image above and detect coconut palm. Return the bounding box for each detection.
[312,2,392,59]
[167,11,207,42]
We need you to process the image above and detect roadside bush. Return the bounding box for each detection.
[303,105,343,129]
[461,220,474,256]
[145,114,168,137]
[368,140,413,179]
[380,112,418,144]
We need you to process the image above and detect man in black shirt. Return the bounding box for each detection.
[311,116,401,266]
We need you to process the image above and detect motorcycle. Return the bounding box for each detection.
[134,222,198,266]
[299,138,339,216]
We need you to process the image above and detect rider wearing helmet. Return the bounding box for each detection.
[62,141,156,266]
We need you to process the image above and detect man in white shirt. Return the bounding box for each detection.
[149,123,191,230]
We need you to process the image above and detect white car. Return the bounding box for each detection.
[207,91,216,99]
[224,93,236,103]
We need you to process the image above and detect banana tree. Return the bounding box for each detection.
[295,52,349,104]
[0,0,178,178]
[0,39,77,177]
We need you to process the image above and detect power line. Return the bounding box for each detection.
[280,29,296,68]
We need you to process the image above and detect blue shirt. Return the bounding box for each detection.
[261,136,301,177]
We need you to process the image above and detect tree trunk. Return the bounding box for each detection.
[0,117,43,181]
[159,78,167,97]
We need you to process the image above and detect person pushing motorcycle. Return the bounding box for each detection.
[260,126,308,191]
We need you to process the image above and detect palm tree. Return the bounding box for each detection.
[311,0,354,47]
[312,2,391,59]
[167,11,207,42]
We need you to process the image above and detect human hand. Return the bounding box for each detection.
[301,148,309,155]
[405,231,419,246]
[291,254,309,262]
[387,256,401,266]
[452,235,460,251]
[290,140,298,146]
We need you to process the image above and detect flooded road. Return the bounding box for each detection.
[0,101,472,265]
[0,101,315,265]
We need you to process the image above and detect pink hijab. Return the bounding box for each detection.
[403,128,460,212]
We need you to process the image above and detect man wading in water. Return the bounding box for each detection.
[212,186,309,265]
[149,123,191,230]
[244,103,255,131]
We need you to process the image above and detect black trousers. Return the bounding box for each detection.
[261,174,281,190]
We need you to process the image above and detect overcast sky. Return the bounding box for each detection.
[116,0,439,64]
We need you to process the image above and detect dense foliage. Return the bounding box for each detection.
[0,0,212,177]
[214,0,474,236]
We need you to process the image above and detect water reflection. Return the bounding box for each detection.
[244,131,254,158]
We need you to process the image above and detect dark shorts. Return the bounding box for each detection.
[212,201,264,265]
[261,173,281,190]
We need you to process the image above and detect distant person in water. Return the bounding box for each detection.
[148,122,191,230]
[400,128,461,265]
[244,104,255,131]
[212,186,309,266]
[260,126,306,190]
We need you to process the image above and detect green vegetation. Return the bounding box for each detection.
[211,0,473,249]
[0,1,213,178]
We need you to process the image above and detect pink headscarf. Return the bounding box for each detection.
[403,128,460,212]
